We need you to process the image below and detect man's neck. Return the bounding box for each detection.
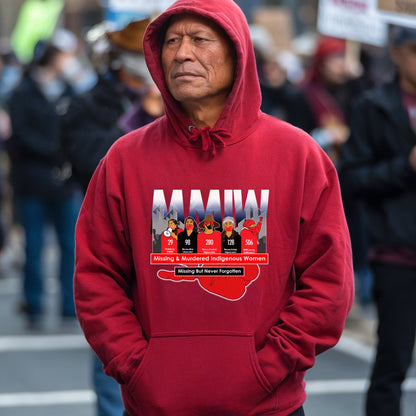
[181,97,227,128]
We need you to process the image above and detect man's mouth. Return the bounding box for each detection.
[174,72,199,79]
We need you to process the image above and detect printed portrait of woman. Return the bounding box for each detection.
[178,217,198,254]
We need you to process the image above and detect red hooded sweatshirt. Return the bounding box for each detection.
[74,1,354,415]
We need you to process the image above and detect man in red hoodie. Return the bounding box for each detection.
[74,1,354,415]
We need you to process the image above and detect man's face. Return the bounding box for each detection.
[392,42,416,93]
[161,14,236,108]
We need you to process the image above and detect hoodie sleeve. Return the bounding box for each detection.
[258,148,354,388]
[74,155,148,385]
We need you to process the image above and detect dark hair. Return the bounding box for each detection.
[32,41,62,68]
[391,26,416,47]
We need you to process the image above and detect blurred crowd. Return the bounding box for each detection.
[0,1,415,416]
[0,9,166,415]
[0,3,392,310]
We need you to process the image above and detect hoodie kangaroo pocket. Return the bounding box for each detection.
[126,332,274,415]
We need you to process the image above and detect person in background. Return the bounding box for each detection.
[62,18,163,193]
[7,37,81,329]
[301,36,364,163]
[50,28,97,95]
[0,52,12,144]
[0,50,14,260]
[250,24,310,131]
[61,18,163,416]
[0,42,22,103]
[338,26,416,416]
[74,1,354,415]
[301,35,373,305]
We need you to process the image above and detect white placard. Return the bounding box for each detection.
[318,0,388,46]
[108,0,175,13]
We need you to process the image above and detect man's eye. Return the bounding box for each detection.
[166,37,178,45]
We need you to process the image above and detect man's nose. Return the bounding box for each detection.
[175,37,194,61]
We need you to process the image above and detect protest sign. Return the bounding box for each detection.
[11,0,64,63]
[106,0,175,27]
[318,0,388,46]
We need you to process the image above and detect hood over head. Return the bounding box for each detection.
[303,36,346,85]
[143,0,261,154]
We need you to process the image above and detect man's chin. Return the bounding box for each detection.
[172,88,205,103]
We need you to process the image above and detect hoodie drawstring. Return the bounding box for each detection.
[188,126,230,156]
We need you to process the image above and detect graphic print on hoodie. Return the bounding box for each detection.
[151,189,269,301]
[141,0,275,302]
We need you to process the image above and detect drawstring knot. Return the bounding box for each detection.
[188,126,230,156]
